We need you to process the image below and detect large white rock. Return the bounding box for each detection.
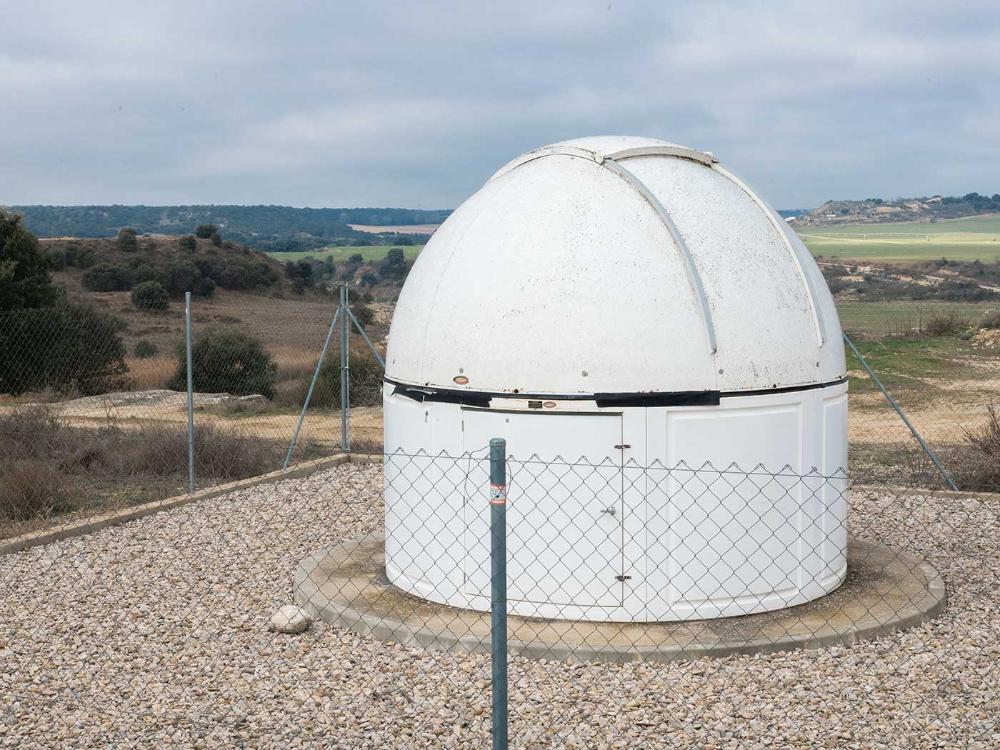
[270,604,311,634]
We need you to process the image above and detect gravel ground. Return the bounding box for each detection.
[0,465,997,749]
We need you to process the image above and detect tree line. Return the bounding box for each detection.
[7,204,450,249]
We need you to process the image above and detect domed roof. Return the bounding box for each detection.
[386,136,844,397]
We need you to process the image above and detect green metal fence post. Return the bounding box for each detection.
[184,291,195,494]
[489,437,508,750]
[340,283,350,452]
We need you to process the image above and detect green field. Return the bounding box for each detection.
[265,214,1000,265]
[835,301,998,336]
[266,245,423,263]
[798,214,1000,262]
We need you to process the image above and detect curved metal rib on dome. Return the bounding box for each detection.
[598,156,718,354]
[602,144,718,166]
[489,141,719,181]
[488,144,719,355]
[711,165,827,346]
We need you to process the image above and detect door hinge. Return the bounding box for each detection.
[615,574,632,582]
[614,444,631,450]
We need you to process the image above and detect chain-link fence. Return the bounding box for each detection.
[0,284,384,539]
[1,446,996,748]
[838,303,1000,494]
[1,293,998,747]
[2,290,997,541]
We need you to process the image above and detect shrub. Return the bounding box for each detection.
[352,298,375,327]
[293,349,383,408]
[161,259,200,296]
[379,247,407,279]
[954,403,1000,490]
[132,263,159,284]
[0,458,78,522]
[935,279,997,302]
[116,227,138,252]
[348,253,364,264]
[924,310,964,337]
[45,247,66,270]
[195,253,277,292]
[0,407,65,461]
[193,276,216,298]
[134,339,158,358]
[360,271,377,287]
[825,277,850,295]
[284,260,315,281]
[168,328,276,398]
[0,301,128,395]
[195,223,218,239]
[178,235,197,253]
[979,310,1000,330]
[210,231,222,247]
[218,264,250,289]
[65,244,96,269]
[131,281,170,311]
[82,262,133,292]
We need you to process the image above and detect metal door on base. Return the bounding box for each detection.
[462,408,624,609]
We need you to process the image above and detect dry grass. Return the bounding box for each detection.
[0,407,323,531]
[125,355,175,390]
[0,459,79,522]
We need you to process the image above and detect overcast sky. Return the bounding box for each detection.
[2,0,999,210]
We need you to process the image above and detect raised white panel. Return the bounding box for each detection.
[662,404,803,612]
[822,394,849,577]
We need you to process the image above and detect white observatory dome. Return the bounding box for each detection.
[383,136,849,623]
[386,135,843,395]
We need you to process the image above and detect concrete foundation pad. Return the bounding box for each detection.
[293,534,945,663]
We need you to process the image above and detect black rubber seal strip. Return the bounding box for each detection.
[387,376,847,408]
[391,384,491,408]
[595,391,719,407]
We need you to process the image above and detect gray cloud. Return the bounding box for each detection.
[2,0,999,208]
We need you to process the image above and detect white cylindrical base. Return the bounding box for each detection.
[383,382,848,622]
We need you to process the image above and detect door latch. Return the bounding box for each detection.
[600,507,616,516]
[614,444,631,450]
[615,575,632,582]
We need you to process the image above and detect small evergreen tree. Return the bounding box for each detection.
[0,210,58,311]
[116,228,139,252]
[168,328,276,398]
[131,281,170,311]
[81,262,134,292]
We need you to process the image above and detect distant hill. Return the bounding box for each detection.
[777,208,808,219]
[5,205,451,253]
[796,193,1000,227]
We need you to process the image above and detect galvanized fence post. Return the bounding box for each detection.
[283,306,341,470]
[340,283,350,452]
[843,333,958,490]
[489,437,508,750]
[184,291,195,494]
